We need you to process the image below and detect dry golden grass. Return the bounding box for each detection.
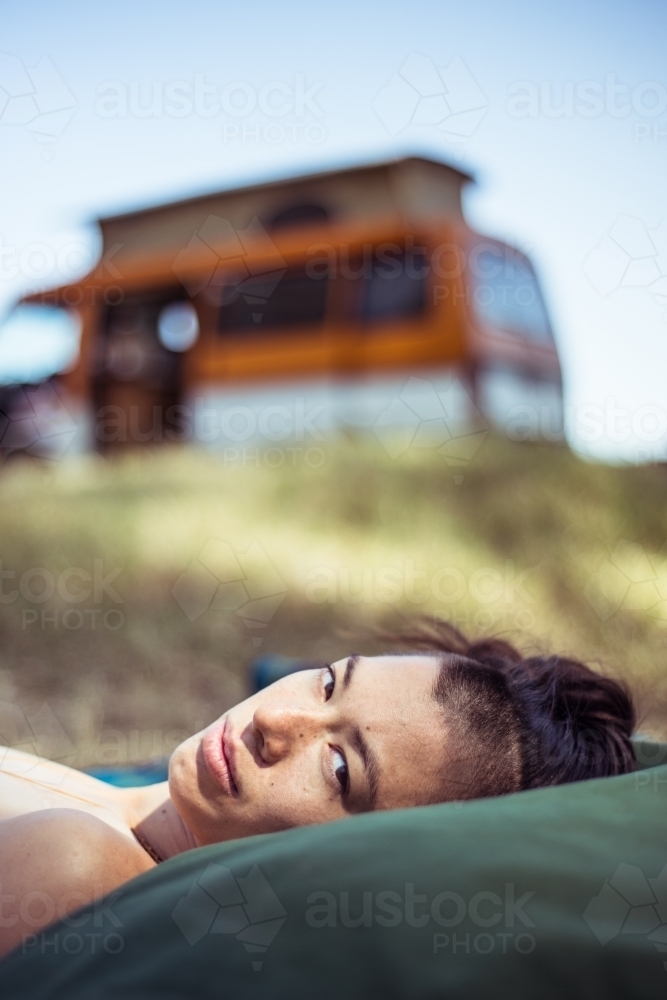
[0,435,665,767]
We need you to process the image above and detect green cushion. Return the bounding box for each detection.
[1,742,666,999]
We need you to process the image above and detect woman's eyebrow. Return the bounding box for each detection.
[342,654,359,690]
[340,655,380,808]
[351,725,380,809]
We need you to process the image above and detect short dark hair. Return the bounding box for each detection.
[384,620,636,801]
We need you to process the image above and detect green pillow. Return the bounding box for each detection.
[1,741,666,999]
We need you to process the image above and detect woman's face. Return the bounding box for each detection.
[169,655,448,845]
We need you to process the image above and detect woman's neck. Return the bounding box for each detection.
[122,783,199,860]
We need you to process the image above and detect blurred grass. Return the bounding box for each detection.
[0,435,666,768]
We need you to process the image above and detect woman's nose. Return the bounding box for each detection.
[252,703,321,763]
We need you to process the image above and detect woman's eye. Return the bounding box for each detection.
[323,666,335,701]
[331,748,349,794]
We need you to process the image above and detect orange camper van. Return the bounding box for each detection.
[21,155,563,457]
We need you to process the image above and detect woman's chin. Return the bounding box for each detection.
[168,735,204,823]
[168,731,232,844]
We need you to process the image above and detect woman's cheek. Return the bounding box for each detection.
[254,766,315,828]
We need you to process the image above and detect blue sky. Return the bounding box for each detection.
[1,0,666,461]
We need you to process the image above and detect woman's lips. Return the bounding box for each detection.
[202,718,239,795]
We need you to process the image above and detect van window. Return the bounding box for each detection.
[359,247,428,322]
[472,248,553,342]
[217,266,328,333]
[267,202,330,230]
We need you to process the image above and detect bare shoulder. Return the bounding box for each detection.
[0,808,155,958]
[0,746,125,822]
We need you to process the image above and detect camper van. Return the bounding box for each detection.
[21,155,563,457]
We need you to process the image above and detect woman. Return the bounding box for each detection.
[0,622,635,958]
